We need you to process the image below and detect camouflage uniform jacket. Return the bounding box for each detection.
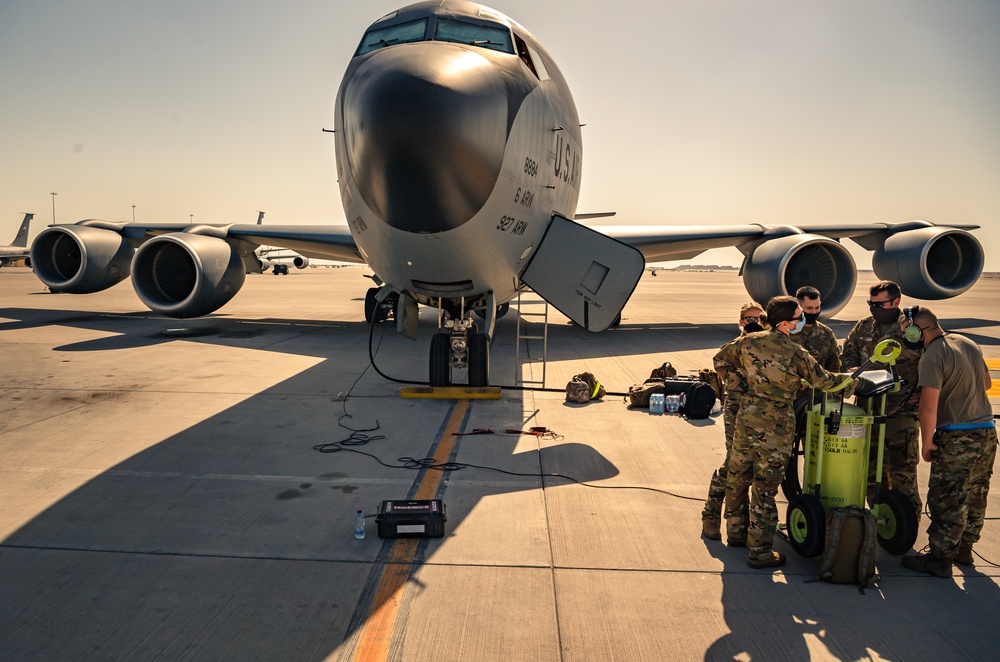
[841,314,922,415]
[790,321,841,372]
[713,336,746,405]
[737,330,844,404]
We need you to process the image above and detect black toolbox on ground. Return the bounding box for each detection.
[375,499,447,538]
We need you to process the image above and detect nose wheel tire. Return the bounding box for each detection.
[872,489,918,554]
[786,494,826,557]
[468,332,489,387]
[429,332,451,387]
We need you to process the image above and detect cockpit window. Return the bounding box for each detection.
[356,18,428,55]
[434,18,514,54]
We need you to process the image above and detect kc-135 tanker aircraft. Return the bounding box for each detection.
[29,1,984,387]
[0,213,33,268]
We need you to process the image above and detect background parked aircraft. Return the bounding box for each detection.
[0,214,33,268]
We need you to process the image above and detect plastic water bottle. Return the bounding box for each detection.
[649,393,665,414]
[354,509,366,539]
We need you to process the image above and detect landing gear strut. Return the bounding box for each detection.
[428,299,490,388]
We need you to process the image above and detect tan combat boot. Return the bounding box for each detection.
[902,552,953,578]
[747,550,786,569]
[701,520,722,541]
[954,545,974,566]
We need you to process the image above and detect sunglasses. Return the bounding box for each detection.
[867,299,895,308]
[789,315,803,322]
[742,316,760,323]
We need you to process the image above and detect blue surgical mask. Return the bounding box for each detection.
[789,317,806,334]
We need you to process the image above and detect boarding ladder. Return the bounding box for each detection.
[514,288,549,388]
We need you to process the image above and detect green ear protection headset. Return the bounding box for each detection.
[903,306,922,343]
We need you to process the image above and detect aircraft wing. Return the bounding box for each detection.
[227,225,364,263]
[589,221,980,262]
[93,221,365,264]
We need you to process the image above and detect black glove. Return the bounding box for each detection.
[854,376,878,396]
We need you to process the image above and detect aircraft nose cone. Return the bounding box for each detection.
[342,44,508,233]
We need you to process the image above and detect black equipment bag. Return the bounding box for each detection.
[681,381,717,419]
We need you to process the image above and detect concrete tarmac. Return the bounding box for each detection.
[1,266,998,661]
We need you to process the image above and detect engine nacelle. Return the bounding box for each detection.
[873,227,983,299]
[257,257,272,271]
[132,233,246,318]
[293,256,310,269]
[742,234,856,317]
[29,225,133,293]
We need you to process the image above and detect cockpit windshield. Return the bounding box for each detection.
[356,18,428,55]
[434,18,514,54]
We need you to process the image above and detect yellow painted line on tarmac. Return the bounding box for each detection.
[987,359,1000,398]
[350,398,469,662]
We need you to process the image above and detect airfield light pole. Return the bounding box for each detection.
[132,205,136,223]
[50,191,57,224]
[190,214,193,223]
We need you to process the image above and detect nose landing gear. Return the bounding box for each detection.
[429,303,490,388]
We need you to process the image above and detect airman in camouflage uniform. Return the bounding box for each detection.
[791,286,841,372]
[702,302,765,541]
[900,307,997,578]
[725,296,849,569]
[841,281,923,521]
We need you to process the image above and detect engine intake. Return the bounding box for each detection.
[873,227,983,300]
[30,225,133,293]
[293,256,310,269]
[742,234,856,317]
[132,233,246,318]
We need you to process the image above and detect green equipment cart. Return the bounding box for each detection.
[783,339,919,557]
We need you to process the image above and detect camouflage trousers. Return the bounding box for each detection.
[867,410,922,521]
[725,398,795,558]
[702,398,741,524]
[926,427,998,560]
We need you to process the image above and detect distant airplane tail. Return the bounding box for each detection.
[10,213,33,247]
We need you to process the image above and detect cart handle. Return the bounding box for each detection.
[872,339,902,366]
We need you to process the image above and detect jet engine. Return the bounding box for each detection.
[30,225,133,293]
[873,227,983,300]
[293,256,310,269]
[131,233,246,318]
[742,233,856,317]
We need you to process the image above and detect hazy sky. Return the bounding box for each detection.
[2,0,998,269]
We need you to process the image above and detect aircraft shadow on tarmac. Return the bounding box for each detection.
[4,306,996,361]
[3,302,999,657]
[0,304,626,657]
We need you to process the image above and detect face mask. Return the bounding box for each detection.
[789,317,806,334]
[743,322,764,334]
[803,311,820,325]
[870,306,899,325]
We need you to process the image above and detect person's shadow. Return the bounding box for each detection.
[703,536,815,661]
[704,532,1000,660]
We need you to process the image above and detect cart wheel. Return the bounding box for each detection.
[873,489,918,554]
[781,395,813,499]
[781,433,804,500]
[786,494,826,557]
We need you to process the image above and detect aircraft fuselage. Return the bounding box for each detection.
[334,1,582,310]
